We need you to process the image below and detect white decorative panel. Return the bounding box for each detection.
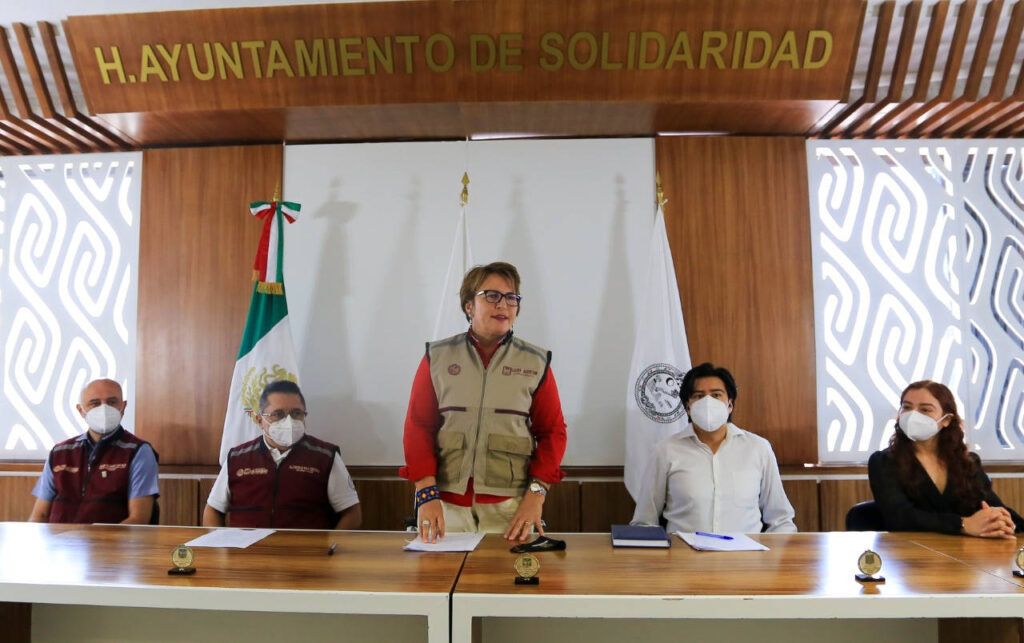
[809,140,1024,462]
[0,153,142,459]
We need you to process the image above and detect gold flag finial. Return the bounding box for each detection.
[655,172,667,208]
[272,182,281,203]
[460,171,470,207]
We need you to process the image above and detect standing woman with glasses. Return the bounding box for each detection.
[400,262,567,542]
[868,380,1023,536]
[202,380,362,529]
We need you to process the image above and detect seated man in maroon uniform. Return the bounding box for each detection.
[203,380,361,529]
[28,378,159,524]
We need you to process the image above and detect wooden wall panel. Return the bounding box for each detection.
[818,479,873,532]
[939,618,1024,643]
[655,137,817,466]
[136,145,282,466]
[783,479,820,532]
[352,479,415,531]
[157,479,198,526]
[0,476,38,522]
[543,481,581,533]
[580,481,636,532]
[991,478,1024,517]
[0,603,30,643]
[197,478,215,525]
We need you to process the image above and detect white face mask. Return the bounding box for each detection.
[898,410,949,442]
[84,404,122,435]
[267,416,305,449]
[689,396,730,432]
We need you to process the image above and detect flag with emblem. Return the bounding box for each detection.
[624,182,692,500]
[432,172,475,340]
[218,198,302,464]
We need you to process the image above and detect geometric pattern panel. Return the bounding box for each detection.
[0,153,141,459]
[808,140,1024,462]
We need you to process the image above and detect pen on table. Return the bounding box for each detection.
[695,531,734,541]
[327,542,337,556]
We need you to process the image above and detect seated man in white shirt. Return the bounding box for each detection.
[631,362,796,534]
[203,380,361,530]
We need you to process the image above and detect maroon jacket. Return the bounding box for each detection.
[226,434,339,529]
[49,428,154,524]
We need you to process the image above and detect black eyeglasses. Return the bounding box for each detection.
[260,409,308,422]
[475,290,522,307]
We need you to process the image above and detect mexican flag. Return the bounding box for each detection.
[218,200,302,464]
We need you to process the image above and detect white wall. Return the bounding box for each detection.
[284,139,656,466]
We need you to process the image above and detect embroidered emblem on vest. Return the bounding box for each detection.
[52,465,80,474]
[288,464,320,475]
[501,366,539,377]
[448,363,461,375]
[236,467,270,477]
[97,463,128,471]
[635,363,685,423]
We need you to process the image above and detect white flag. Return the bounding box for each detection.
[432,204,474,340]
[624,203,692,500]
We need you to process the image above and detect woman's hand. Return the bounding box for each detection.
[415,477,444,543]
[417,500,444,543]
[963,501,1016,538]
[505,492,545,542]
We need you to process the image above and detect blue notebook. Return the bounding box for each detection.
[611,524,670,548]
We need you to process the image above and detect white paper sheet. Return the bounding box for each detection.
[675,532,769,552]
[403,532,485,552]
[184,528,275,549]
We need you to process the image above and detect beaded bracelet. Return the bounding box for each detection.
[415,485,440,509]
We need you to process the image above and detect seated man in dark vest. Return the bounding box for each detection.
[203,380,362,529]
[28,378,159,524]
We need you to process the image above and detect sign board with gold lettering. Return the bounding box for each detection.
[64,0,863,143]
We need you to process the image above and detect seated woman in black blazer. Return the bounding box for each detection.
[868,380,1023,537]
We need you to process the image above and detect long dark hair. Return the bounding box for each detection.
[888,380,983,513]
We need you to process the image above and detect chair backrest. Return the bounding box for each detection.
[150,499,161,525]
[845,500,884,531]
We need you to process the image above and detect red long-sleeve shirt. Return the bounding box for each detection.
[399,333,567,506]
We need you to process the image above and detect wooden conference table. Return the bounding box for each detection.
[1,524,1023,643]
[0,522,460,643]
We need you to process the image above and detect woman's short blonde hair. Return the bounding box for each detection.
[459,262,521,322]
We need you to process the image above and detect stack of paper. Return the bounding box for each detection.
[185,528,275,549]
[675,532,769,552]
[403,532,485,552]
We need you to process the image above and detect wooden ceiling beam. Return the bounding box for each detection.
[38,20,134,150]
[937,0,1024,136]
[887,0,976,136]
[849,0,923,136]
[865,0,949,136]
[816,0,896,137]
[910,0,1003,137]
[0,26,80,152]
[11,23,105,151]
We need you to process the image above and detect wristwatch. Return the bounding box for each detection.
[528,480,548,497]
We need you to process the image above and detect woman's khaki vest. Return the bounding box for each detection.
[427,333,550,497]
